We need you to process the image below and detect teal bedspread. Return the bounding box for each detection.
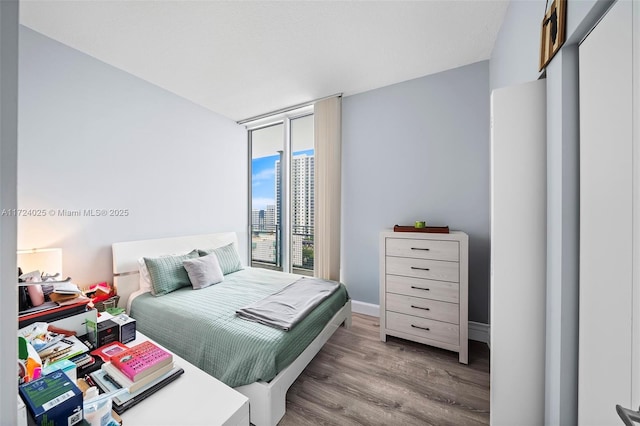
[130,267,349,387]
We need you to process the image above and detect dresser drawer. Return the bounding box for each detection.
[386,238,459,262]
[386,311,459,346]
[386,256,459,282]
[386,275,459,303]
[386,293,459,324]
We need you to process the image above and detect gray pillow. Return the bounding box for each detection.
[183,252,224,290]
[198,242,243,275]
[144,250,199,296]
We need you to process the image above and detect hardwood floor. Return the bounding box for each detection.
[279,313,490,426]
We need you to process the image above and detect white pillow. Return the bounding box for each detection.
[183,253,224,290]
[138,257,152,293]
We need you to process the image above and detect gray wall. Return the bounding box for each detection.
[0,1,19,423]
[18,27,248,287]
[489,1,613,424]
[342,61,490,324]
[489,0,542,90]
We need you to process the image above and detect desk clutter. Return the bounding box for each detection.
[19,274,123,330]
[17,318,98,425]
[18,268,88,315]
[84,282,120,313]
[18,278,122,330]
[18,277,91,330]
[16,296,160,425]
[18,321,96,384]
[16,265,182,424]
[17,311,183,424]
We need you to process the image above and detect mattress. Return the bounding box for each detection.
[129,267,349,387]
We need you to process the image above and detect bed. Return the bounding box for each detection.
[111,232,352,426]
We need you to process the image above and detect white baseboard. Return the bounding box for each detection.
[351,300,491,345]
[351,300,380,317]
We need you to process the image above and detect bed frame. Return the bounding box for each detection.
[112,232,352,426]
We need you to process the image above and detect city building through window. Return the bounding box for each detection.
[249,112,314,275]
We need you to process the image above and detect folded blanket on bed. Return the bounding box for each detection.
[236,277,340,331]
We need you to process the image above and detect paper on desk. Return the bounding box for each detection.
[53,281,82,295]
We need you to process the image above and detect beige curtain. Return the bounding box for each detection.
[314,96,342,281]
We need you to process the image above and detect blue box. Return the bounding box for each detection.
[19,370,83,426]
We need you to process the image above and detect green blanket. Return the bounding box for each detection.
[130,267,349,387]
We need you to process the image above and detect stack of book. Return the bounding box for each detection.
[102,341,174,393]
[90,341,184,414]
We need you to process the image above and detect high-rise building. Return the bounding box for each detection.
[274,153,314,269]
[293,154,314,234]
[275,154,314,232]
[251,209,264,231]
[265,205,275,230]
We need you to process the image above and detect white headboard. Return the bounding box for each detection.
[112,232,238,310]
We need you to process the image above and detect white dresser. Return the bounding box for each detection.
[379,230,468,364]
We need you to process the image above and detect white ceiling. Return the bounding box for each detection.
[20,0,509,122]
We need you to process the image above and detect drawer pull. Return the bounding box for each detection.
[410,286,430,291]
[411,305,430,311]
[411,324,430,331]
[411,247,430,251]
[411,266,430,271]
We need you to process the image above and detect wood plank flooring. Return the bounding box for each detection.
[279,313,490,426]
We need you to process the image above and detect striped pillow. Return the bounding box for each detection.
[144,250,200,296]
[198,243,243,275]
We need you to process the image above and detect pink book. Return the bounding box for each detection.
[111,341,173,382]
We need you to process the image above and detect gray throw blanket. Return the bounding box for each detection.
[236,277,340,331]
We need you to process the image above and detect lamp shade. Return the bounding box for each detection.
[17,248,62,277]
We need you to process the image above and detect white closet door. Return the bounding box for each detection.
[579,1,633,424]
[490,79,546,426]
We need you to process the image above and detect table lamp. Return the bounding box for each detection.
[17,248,62,278]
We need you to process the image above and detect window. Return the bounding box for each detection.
[249,110,314,275]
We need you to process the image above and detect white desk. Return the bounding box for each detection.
[119,333,250,426]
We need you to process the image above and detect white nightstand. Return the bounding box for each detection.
[119,332,249,426]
